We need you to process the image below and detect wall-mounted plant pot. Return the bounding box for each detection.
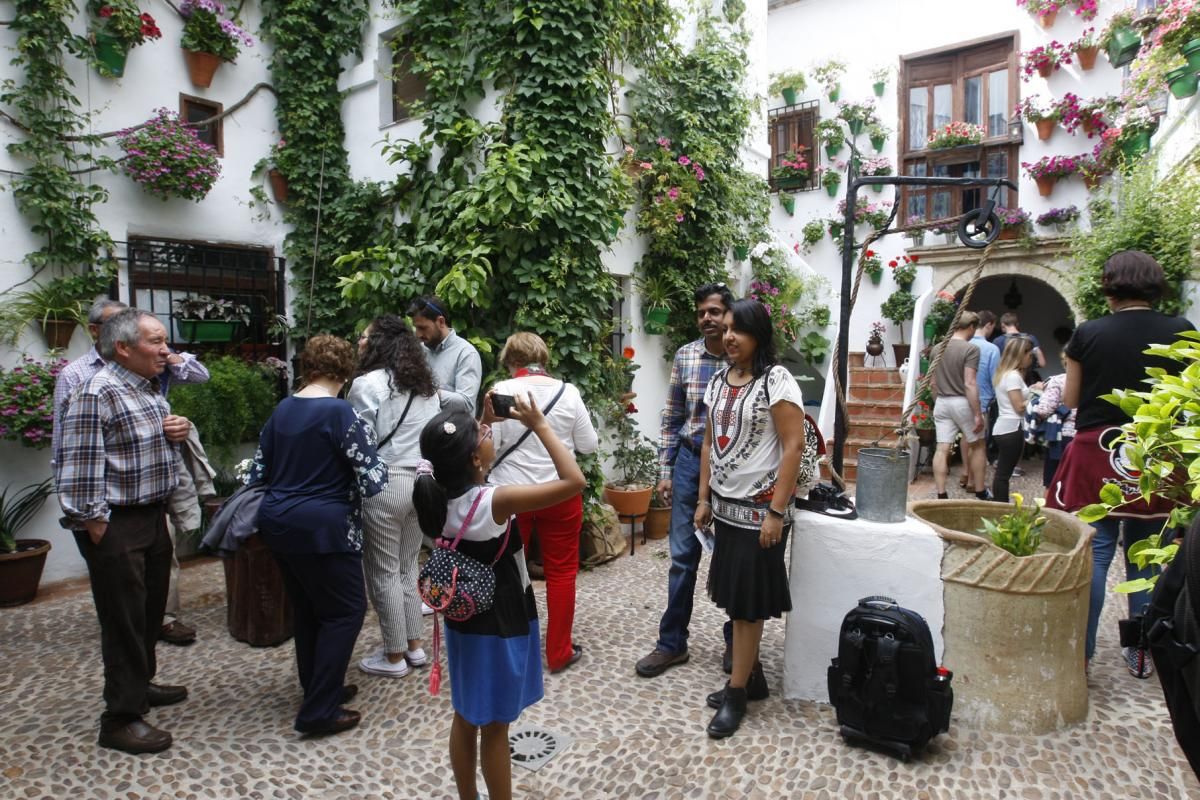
[1120,130,1153,160]
[1035,62,1054,79]
[1106,27,1141,68]
[644,306,670,335]
[923,319,937,341]
[870,135,885,152]
[908,233,925,247]
[183,48,222,88]
[868,271,882,286]
[1080,117,1099,136]
[1034,118,1056,141]
[872,81,886,97]
[178,319,238,342]
[1184,38,1200,71]
[779,194,796,215]
[1075,45,1099,70]
[775,176,806,191]
[846,118,865,137]
[1039,9,1057,28]
[998,225,1022,241]
[1082,174,1104,190]
[781,87,798,106]
[267,169,289,203]
[604,485,653,518]
[1166,66,1199,100]
[1034,175,1057,197]
[824,182,840,198]
[41,319,77,350]
[93,32,127,78]
[827,84,840,103]
[824,143,842,159]
[734,244,750,260]
[0,540,51,607]
[870,182,884,193]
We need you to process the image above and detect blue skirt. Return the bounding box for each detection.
[444,617,544,725]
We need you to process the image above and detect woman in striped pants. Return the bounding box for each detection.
[349,315,443,677]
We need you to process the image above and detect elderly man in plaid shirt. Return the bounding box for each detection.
[636,283,734,679]
[55,309,193,754]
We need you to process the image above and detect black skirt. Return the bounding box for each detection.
[707,518,793,621]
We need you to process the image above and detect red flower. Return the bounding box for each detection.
[909,254,919,263]
[99,5,114,16]
[865,249,875,258]
[888,259,898,268]
[625,403,638,414]
[622,346,635,360]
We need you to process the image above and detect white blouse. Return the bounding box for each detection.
[993,369,1030,436]
[703,365,804,502]
[488,377,598,486]
[348,369,441,467]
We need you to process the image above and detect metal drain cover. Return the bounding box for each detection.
[508,725,572,772]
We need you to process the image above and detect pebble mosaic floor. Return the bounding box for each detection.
[2,456,1198,799]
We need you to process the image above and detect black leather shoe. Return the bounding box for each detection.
[706,684,747,739]
[98,719,173,754]
[146,683,188,707]
[299,708,361,736]
[706,662,768,709]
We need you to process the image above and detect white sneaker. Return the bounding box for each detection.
[405,648,429,667]
[421,602,436,616]
[359,650,411,677]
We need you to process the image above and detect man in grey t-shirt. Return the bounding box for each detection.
[931,311,990,500]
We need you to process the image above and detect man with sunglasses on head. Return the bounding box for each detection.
[408,295,482,414]
[636,282,735,680]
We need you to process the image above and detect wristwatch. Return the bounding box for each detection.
[766,506,785,519]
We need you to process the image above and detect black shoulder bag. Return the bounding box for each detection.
[376,392,418,449]
[488,382,567,474]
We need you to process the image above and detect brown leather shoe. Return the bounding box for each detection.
[159,620,197,645]
[147,683,188,707]
[635,647,690,678]
[300,708,361,736]
[98,719,172,754]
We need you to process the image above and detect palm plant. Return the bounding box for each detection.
[0,479,55,553]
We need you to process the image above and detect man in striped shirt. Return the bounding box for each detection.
[55,309,193,754]
[636,283,733,679]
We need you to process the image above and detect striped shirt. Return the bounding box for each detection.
[658,339,726,481]
[55,362,179,524]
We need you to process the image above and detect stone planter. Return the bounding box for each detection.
[0,539,51,606]
[909,500,1093,734]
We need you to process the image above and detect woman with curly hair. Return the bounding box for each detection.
[249,334,388,735]
[349,315,442,679]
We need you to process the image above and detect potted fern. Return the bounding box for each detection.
[0,270,113,349]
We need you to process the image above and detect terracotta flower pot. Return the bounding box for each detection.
[1075,45,1099,71]
[0,540,52,607]
[183,49,222,88]
[268,168,289,203]
[604,485,653,518]
[41,318,76,349]
[1034,118,1056,141]
[1039,8,1057,28]
[1080,117,1098,136]
[1083,174,1103,190]
[1036,61,1054,79]
[644,505,671,539]
[1034,174,1056,197]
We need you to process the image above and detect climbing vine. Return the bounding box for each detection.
[627,13,767,354]
[1,0,114,272]
[258,0,388,336]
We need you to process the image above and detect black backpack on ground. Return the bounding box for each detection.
[1144,528,1200,780]
[827,596,953,760]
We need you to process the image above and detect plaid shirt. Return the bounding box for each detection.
[658,339,726,481]
[55,362,179,524]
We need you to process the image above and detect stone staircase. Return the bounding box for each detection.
[827,352,907,484]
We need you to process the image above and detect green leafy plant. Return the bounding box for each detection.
[880,289,915,342]
[797,330,830,364]
[924,291,958,342]
[816,119,845,152]
[1071,159,1200,321]
[0,356,67,449]
[802,220,825,250]
[180,0,254,61]
[810,58,845,93]
[0,270,114,345]
[87,0,161,53]
[0,479,55,553]
[768,69,806,97]
[978,492,1047,557]
[173,294,251,324]
[603,395,658,489]
[167,356,281,462]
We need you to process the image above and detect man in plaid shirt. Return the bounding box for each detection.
[55,309,194,755]
[636,283,733,679]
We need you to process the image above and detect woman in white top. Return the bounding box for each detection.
[991,335,1034,503]
[349,315,442,678]
[488,332,598,673]
[694,299,805,740]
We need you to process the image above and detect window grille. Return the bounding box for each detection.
[767,100,820,192]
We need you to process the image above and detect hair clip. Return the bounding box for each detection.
[442,421,457,435]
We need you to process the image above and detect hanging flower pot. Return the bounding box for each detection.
[781,87,798,106]
[734,244,750,260]
[1034,118,1056,141]
[268,169,289,203]
[1080,116,1098,136]
[183,49,222,88]
[872,81,886,97]
[870,135,885,152]
[92,32,128,78]
[1120,130,1153,160]
[828,84,840,103]
[1106,27,1141,68]
[779,194,796,216]
[909,231,925,247]
[1075,45,1099,70]
[923,319,936,341]
[868,270,882,286]
[1184,38,1200,71]
[846,118,865,137]
[1166,66,1199,100]
[1083,173,1103,190]
[643,306,670,335]
[1039,9,1057,28]
[41,319,77,350]
[1036,61,1054,79]
[775,176,807,191]
[825,143,842,159]
[1034,175,1056,197]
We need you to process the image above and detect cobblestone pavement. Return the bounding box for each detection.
[2,457,1197,800]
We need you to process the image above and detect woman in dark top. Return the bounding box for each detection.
[1050,251,1193,676]
[248,335,388,734]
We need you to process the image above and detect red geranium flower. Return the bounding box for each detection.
[909,254,919,263]
[625,403,638,414]
[888,259,898,268]
[99,5,114,16]
[865,249,875,258]
[622,346,635,360]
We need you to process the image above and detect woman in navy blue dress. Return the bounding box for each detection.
[248,335,388,735]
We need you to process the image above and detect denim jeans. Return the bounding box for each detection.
[1086,515,1161,660]
[656,445,731,654]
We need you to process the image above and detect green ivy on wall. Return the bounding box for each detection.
[258,0,388,336]
[1,0,114,272]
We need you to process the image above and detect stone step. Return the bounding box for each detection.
[848,418,903,440]
[849,366,904,387]
[850,383,906,403]
[847,399,905,419]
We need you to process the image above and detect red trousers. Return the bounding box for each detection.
[517,494,583,671]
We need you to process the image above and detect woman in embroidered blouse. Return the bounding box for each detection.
[694,298,805,740]
[250,335,387,736]
[413,398,585,800]
[349,315,441,679]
